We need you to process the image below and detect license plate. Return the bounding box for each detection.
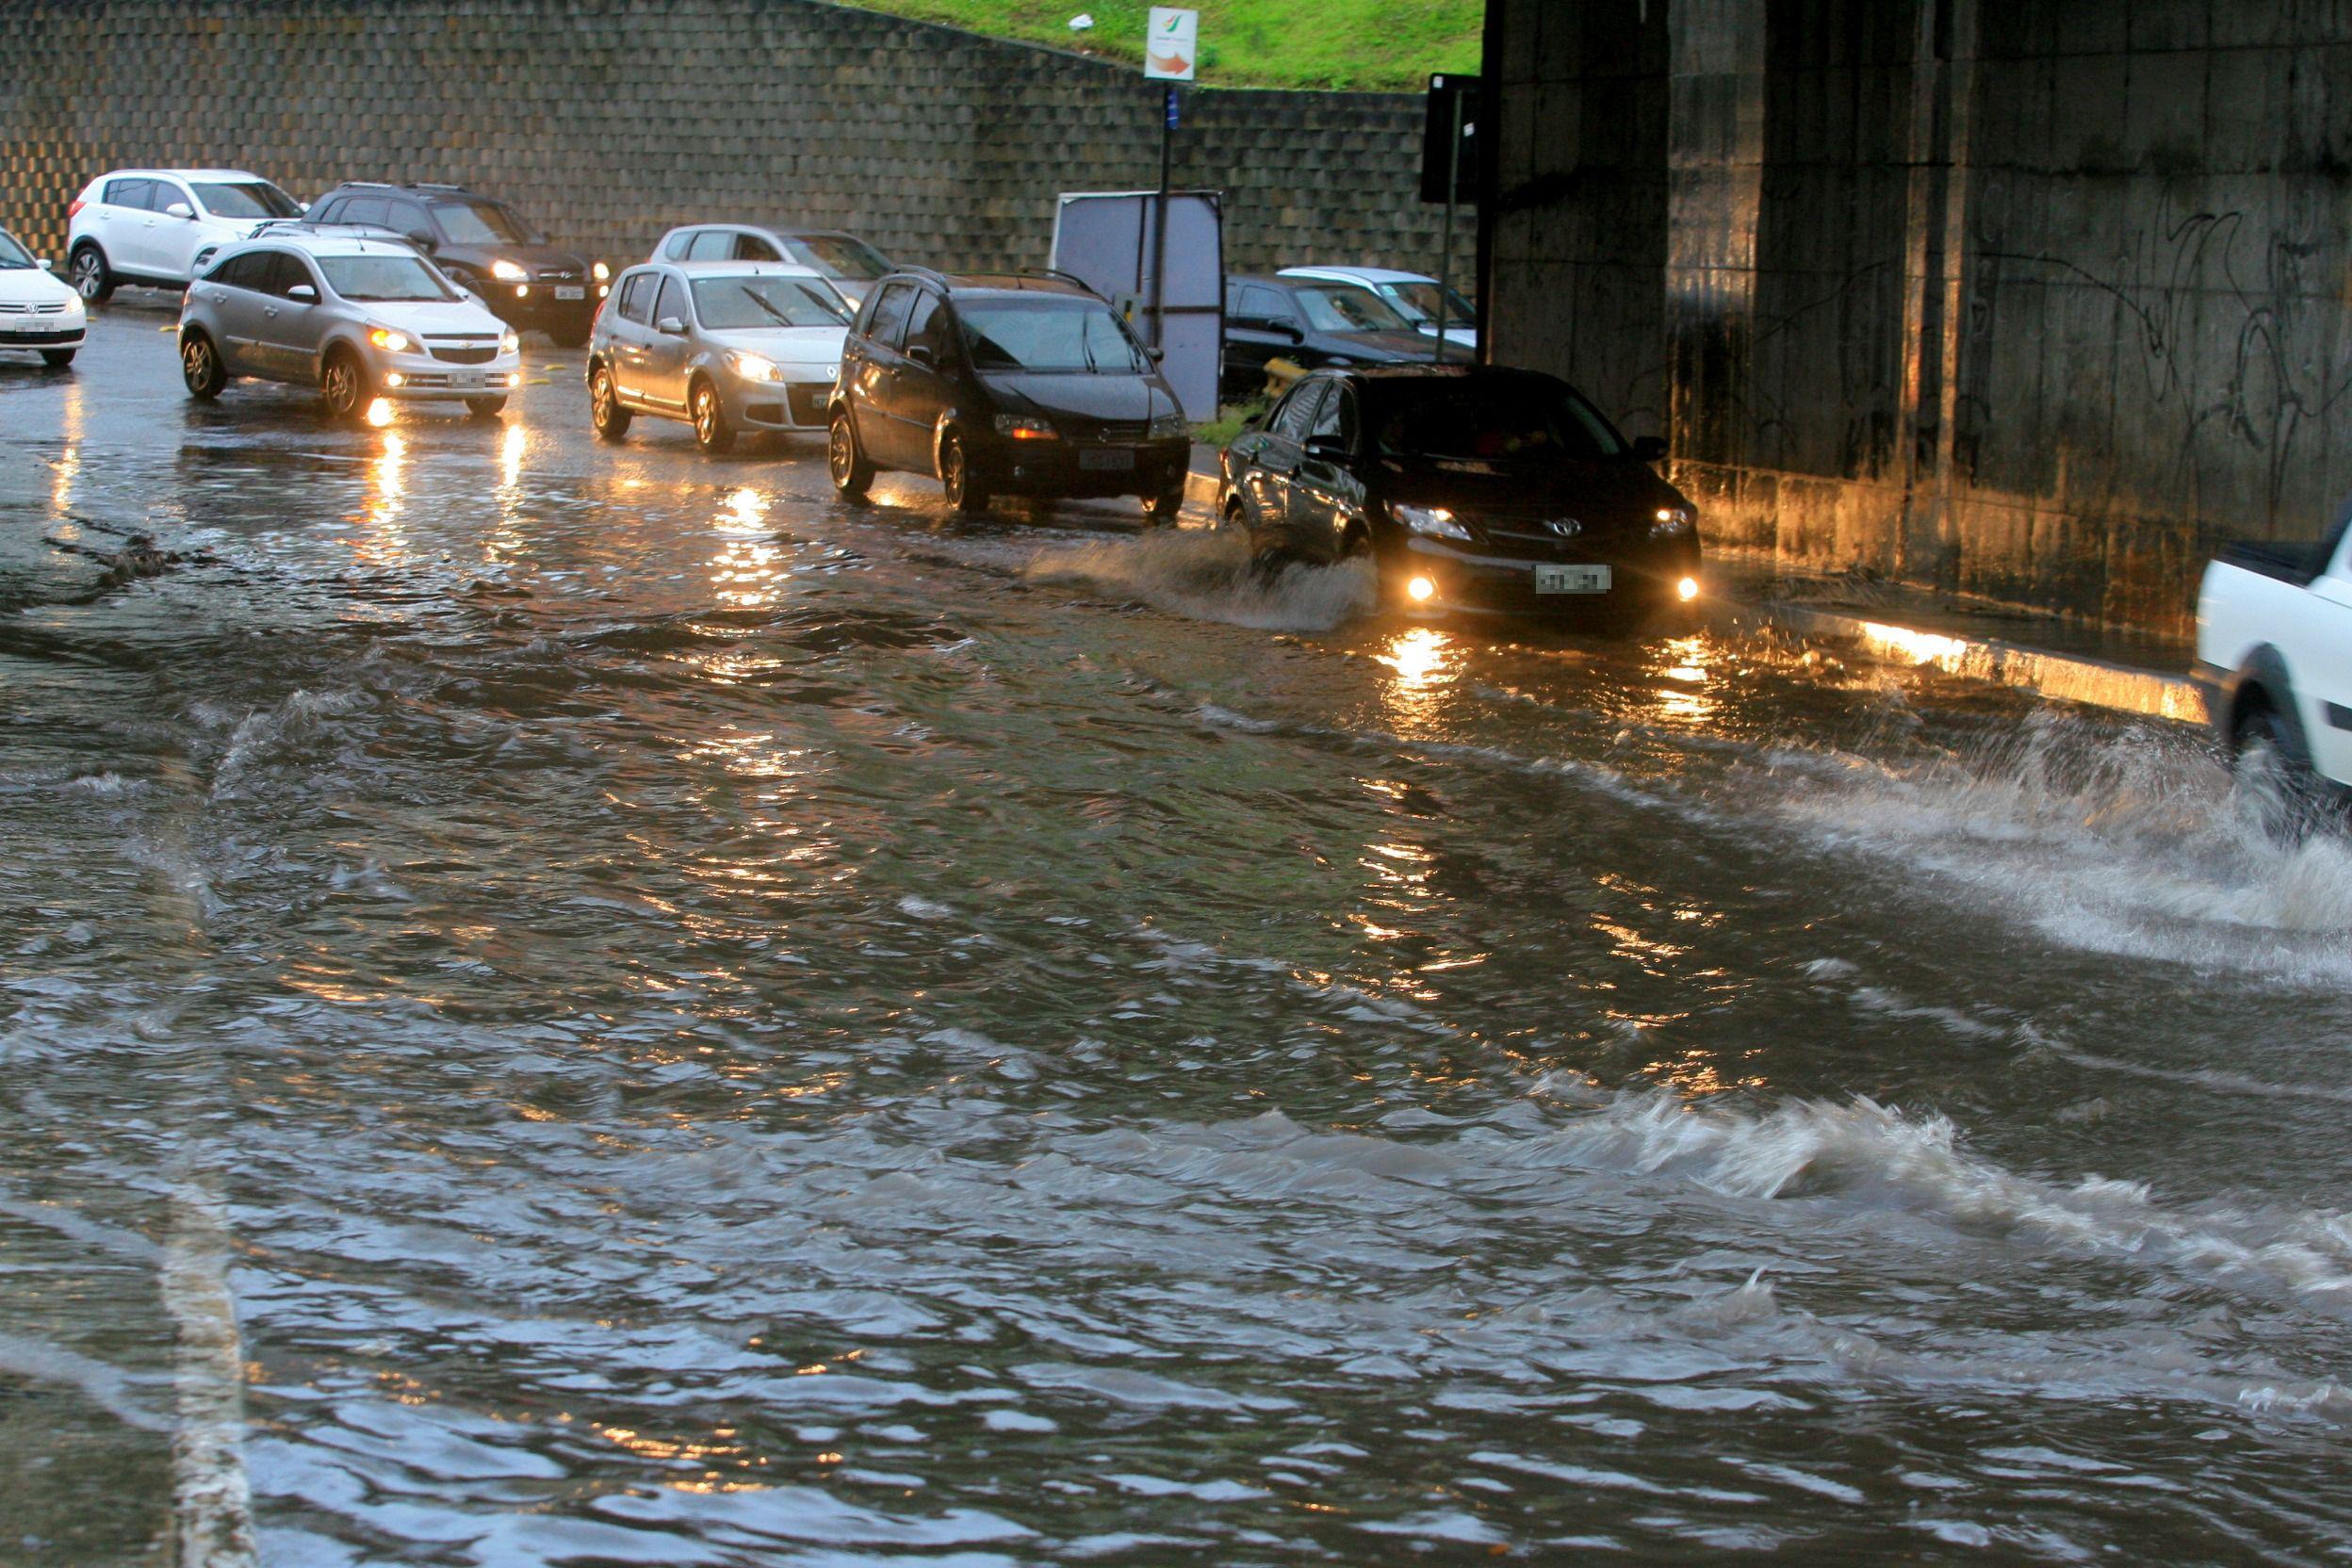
[8,321,46,335]
[554,286,585,301]
[1079,449,1135,471]
[1535,564,1611,595]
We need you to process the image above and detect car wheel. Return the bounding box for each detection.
[41,350,76,370]
[939,433,988,514]
[828,410,873,499]
[69,245,114,304]
[466,397,508,420]
[320,347,373,423]
[590,363,631,442]
[2234,703,2324,844]
[1143,483,1187,528]
[691,378,735,455]
[180,332,226,400]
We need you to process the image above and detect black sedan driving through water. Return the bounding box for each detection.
[1217,365,1702,619]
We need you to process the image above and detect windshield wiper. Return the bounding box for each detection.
[741,287,796,330]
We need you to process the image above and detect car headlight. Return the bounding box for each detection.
[1148,413,1187,439]
[1391,502,1473,541]
[592,261,611,282]
[1650,505,1695,538]
[490,260,529,283]
[499,330,520,355]
[730,351,785,382]
[367,326,413,353]
[994,414,1058,440]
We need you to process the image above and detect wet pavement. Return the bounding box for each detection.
[5,306,2352,1565]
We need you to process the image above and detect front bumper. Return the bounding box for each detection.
[719,370,840,431]
[1389,534,1703,615]
[371,348,525,400]
[980,434,1191,498]
[0,322,86,350]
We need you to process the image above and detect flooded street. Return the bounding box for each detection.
[8,311,2352,1564]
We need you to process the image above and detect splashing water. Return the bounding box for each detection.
[1024,526,1377,631]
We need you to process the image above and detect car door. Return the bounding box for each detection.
[638,273,694,412]
[200,252,276,374]
[1223,283,1304,400]
[1291,380,1362,547]
[147,177,210,282]
[843,281,916,466]
[892,289,956,470]
[1233,380,1321,544]
[604,270,663,410]
[259,252,329,382]
[106,178,168,276]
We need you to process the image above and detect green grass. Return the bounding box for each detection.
[841,1,1480,91]
[1191,400,1267,448]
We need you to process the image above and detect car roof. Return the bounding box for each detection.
[320,182,498,202]
[665,222,870,240]
[660,260,827,279]
[218,232,428,260]
[1278,266,1434,286]
[105,169,270,183]
[941,271,1097,298]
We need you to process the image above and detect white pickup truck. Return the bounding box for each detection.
[2194,515,2352,816]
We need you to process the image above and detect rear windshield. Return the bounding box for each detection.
[692,275,851,330]
[321,255,457,302]
[1381,280,1475,330]
[780,234,890,281]
[959,299,1150,374]
[1368,384,1625,463]
[0,230,33,269]
[191,182,302,220]
[1292,284,1411,335]
[433,201,535,246]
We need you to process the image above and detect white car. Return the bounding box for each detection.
[178,230,521,422]
[67,168,305,302]
[1277,265,1477,350]
[589,260,851,453]
[2195,516,2352,824]
[0,227,86,368]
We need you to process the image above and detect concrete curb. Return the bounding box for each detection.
[1716,597,2207,725]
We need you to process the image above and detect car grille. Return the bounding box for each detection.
[786,383,830,425]
[431,345,499,365]
[534,268,581,283]
[1084,419,1152,443]
[0,302,70,315]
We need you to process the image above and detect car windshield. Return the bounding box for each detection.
[781,234,890,281]
[692,275,851,330]
[1370,384,1625,463]
[0,231,33,270]
[959,299,1151,374]
[321,255,457,302]
[191,182,302,220]
[1380,281,1476,330]
[433,201,535,245]
[1292,284,1412,334]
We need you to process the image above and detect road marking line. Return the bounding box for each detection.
[163,1174,256,1568]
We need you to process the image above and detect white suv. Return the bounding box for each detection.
[178,229,521,422]
[68,168,304,302]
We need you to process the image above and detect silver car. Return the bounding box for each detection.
[178,229,521,422]
[652,223,892,305]
[588,260,851,454]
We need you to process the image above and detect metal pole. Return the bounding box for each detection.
[1434,86,1462,365]
[1150,85,1175,350]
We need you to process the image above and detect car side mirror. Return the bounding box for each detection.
[1303,434,1349,461]
[1632,435,1668,464]
[286,284,317,303]
[166,202,195,220]
[657,316,686,335]
[906,343,934,367]
[35,257,51,271]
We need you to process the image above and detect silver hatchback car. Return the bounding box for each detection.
[588,260,852,454]
[178,228,521,421]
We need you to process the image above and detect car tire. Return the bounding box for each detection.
[691,378,735,455]
[466,397,508,419]
[1143,483,1187,528]
[320,347,373,424]
[828,409,873,500]
[69,244,114,305]
[939,433,988,514]
[40,349,76,370]
[180,331,227,400]
[590,363,631,442]
[2234,702,2325,844]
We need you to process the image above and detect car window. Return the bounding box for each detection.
[904,292,949,359]
[691,274,852,330]
[652,276,689,328]
[616,270,656,325]
[958,298,1151,374]
[1367,382,1627,462]
[782,234,890,280]
[685,231,734,261]
[263,252,318,299]
[863,283,915,349]
[0,231,34,270]
[433,200,533,246]
[1293,284,1411,334]
[1270,383,1326,440]
[1307,384,1356,448]
[662,232,694,261]
[190,182,302,220]
[104,177,155,210]
[212,252,270,290]
[149,180,193,215]
[343,196,391,229]
[1238,285,1293,327]
[1382,280,1475,331]
[389,202,434,242]
[731,233,780,262]
[321,254,453,302]
[311,198,344,224]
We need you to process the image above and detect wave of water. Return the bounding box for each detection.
[1023,528,1376,632]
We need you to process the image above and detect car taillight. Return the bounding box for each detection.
[68,198,85,219]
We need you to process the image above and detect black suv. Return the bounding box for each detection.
[1217,365,1703,619]
[306,183,607,346]
[827,270,1192,522]
[1221,274,1431,400]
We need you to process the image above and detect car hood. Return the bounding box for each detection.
[1380,456,1688,531]
[363,298,513,335]
[0,267,79,307]
[704,325,847,365]
[1325,328,1443,360]
[988,371,1176,424]
[447,242,589,272]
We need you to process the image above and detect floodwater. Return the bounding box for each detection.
[5,312,2351,1565]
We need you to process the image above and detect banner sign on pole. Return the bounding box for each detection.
[1145,8,1199,81]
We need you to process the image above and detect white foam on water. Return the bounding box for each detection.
[1764,711,2352,984]
[1023,528,1376,632]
